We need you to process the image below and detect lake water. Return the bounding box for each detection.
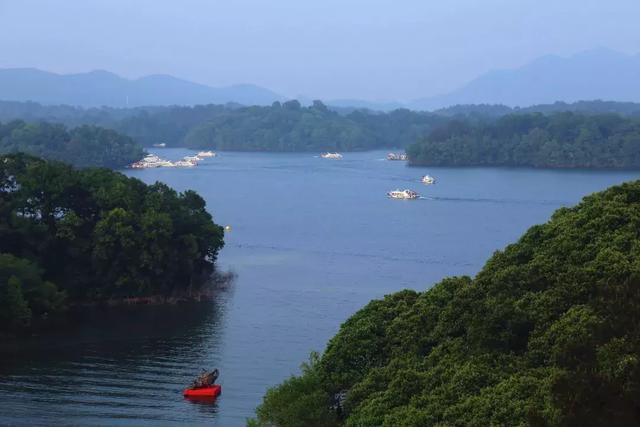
[1,149,638,426]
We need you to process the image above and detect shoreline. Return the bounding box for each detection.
[0,271,236,338]
[71,270,236,308]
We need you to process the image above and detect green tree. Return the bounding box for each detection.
[0,120,143,168]
[0,276,31,330]
[0,253,65,331]
[407,112,640,169]
[0,154,224,331]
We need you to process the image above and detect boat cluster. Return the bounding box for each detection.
[387,175,436,199]
[130,151,216,169]
[318,150,436,199]
[385,151,436,199]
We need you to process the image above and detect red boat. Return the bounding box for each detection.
[183,384,222,398]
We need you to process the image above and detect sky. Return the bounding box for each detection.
[0,0,639,101]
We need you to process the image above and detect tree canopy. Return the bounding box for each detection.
[407,112,640,168]
[250,179,640,426]
[0,100,447,151]
[3,101,640,168]
[0,154,224,332]
[434,100,640,118]
[0,120,143,168]
[180,102,446,152]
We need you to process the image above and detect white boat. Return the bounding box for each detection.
[387,189,419,199]
[152,142,167,148]
[421,175,436,185]
[387,152,407,161]
[197,151,216,158]
[321,152,343,159]
[174,160,197,167]
[183,155,201,162]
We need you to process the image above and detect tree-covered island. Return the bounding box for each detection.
[407,112,640,169]
[0,154,224,332]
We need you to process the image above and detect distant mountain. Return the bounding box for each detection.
[409,48,640,110]
[3,48,640,111]
[0,68,283,107]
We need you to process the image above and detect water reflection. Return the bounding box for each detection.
[0,290,230,426]
[184,395,221,418]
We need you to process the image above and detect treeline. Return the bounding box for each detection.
[3,99,640,161]
[0,100,448,150]
[250,180,640,427]
[0,120,143,168]
[0,154,224,332]
[182,101,446,151]
[407,112,640,168]
[435,100,640,118]
[182,100,372,151]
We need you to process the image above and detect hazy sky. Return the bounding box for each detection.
[0,0,638,101]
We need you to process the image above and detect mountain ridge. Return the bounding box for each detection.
[0,67,283,107]
[2,48,640,110]
[409,47,640,110]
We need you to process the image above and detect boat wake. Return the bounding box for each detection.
[427,196,567,206]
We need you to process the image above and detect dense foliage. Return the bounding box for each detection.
[435,100,640,118]
[183,100,373,151]
[3,100,640,158]
[407,112,640,168]
[182,101,446,152]
[0,100,447,151]
[0,154,224,331]
[251,180,640,426]
[3,100,640,163]
[0,120,144,168]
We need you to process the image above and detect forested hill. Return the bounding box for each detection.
[181,100,374,151]
[3,100,640,158]
[180,101,448,151]
[0,100,447,151]
[0,154,224,332]
[435,100,640,118]
[0,120,143,168]
[250,180,640,427]
[407,112,640,169]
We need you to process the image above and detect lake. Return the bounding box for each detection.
[1,149,637,426]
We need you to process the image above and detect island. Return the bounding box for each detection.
[249,179,640,426]
[407,112,640,169]
[0,154,224,333]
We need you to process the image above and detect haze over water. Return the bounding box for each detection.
[0,149,637,426]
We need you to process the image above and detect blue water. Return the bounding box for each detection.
[1,149,637,426]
